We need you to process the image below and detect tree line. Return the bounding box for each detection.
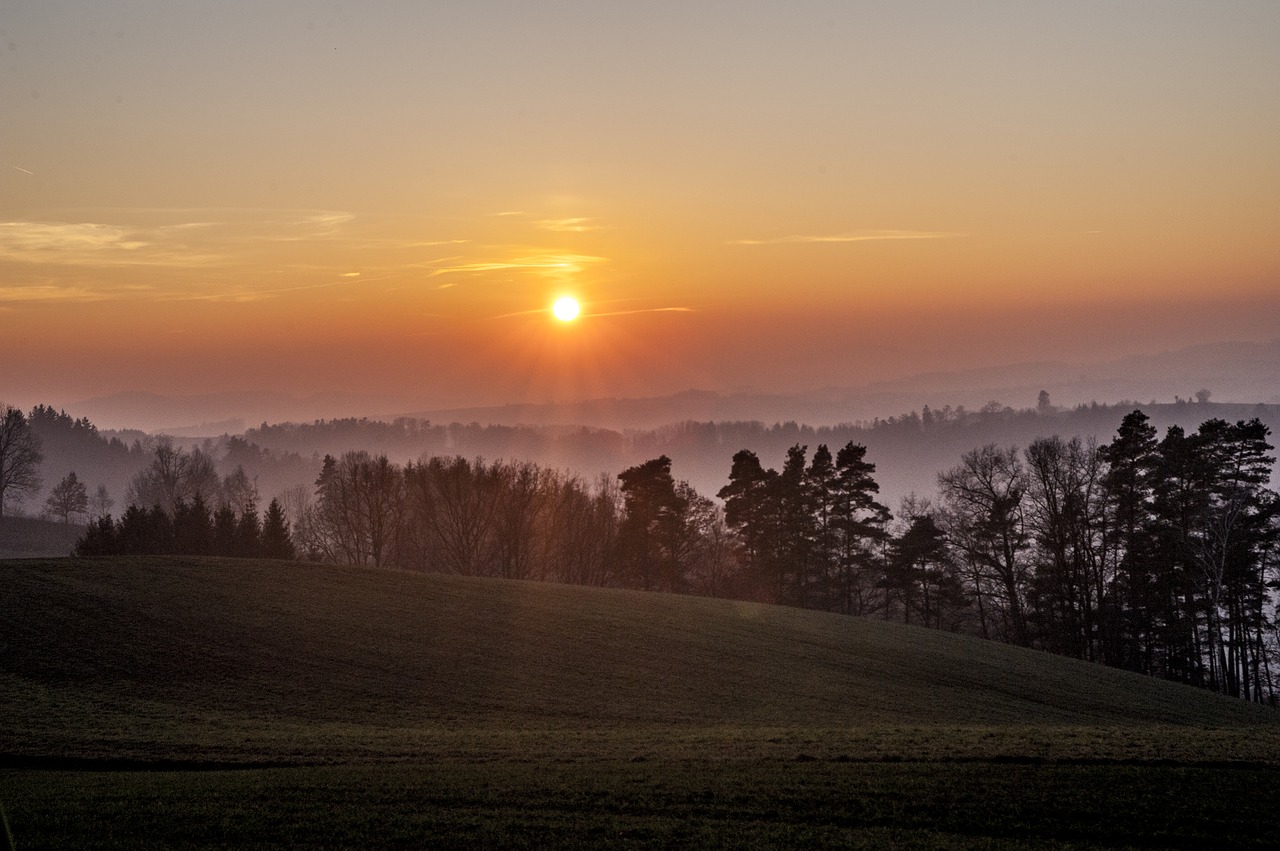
[71,436,295,560]
[929,412,1278,702]
[707,411,1278,703]
[74,498,295,560]
[292,453,629,587]
[63,407,1279,704]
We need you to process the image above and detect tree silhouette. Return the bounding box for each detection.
[45,471,89,524]
[617,455,688,591]
[260,498,296,560]
[0,404,43,517]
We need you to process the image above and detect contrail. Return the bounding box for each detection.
[4,162,35,175]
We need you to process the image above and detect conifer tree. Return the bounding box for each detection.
[235,500,262,557]
[74,514,119,556]
[260,498,296,560]
[173,496,213,555]
[212,504,238,556]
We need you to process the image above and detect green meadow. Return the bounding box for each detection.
[3,557,1278,848]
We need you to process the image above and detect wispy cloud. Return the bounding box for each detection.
[0,210,357,268]
[0,284,109,303]
[536,217,605,233]
[0,221,216,267]
[592,306,694,316]
[167,273,401,303]
[0,222,146,253]
[427,253,607,279]
[243,211,353,241]
[729,229,965,246]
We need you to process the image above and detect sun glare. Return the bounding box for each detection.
[552,296,580,322]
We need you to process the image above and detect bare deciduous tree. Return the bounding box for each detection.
[0,404,43,517]
[937,444,1031,645]
[45,471,89,524]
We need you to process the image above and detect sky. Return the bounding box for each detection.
[3,1,1278,415]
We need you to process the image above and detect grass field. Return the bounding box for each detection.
[2,557,1279,847]
[0,517,83,560]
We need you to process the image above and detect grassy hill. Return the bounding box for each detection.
[0,516,84,559]
[3,556,1279,847]
[2,557,1275,762]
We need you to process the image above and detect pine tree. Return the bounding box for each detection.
[1100,410,1160,671]
[830,442,890,616]
[260,498,296,560]
[717,449,778,591]
[235,500,262,557]
[74,514,119,556]
[173,496,213,555]
[884,514,958,628]
[212,504,238,556]
[617,456,687,591]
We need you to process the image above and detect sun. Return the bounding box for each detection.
[552,296,580,322]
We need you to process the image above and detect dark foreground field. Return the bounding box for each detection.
[3,557,1279,848]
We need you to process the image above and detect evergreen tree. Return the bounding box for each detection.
[260,498,297,560]
[773,444,814,606]
[74,514,119,556]
[173,496,213,555]
[212,504,238,556]
[616,456,687,591]
[1183,418,1277,699]
[884,513,962,629]
[806,445,840,608]
[1147,424,1208,684]
[717,449,779,593]
[235,500,262,557]
[1100,410,1160,671]
[830,442,890,616]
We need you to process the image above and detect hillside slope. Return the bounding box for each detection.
[2,557,1276,764]
[0,516,84,559]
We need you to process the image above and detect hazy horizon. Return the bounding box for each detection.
[4,2,1278,418]
[2,334,1277,437]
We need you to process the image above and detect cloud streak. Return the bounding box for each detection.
[427,253,607,279]
[167,273,402,303]
[729,230,965,246]
[0,284,109,303]
[536,217,605,233]
[0,210,356,267]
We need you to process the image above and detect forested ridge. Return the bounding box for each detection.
[9,396,1279,519]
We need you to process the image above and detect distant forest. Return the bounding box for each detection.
[3,398,1277,704]
[8,395,1278,523]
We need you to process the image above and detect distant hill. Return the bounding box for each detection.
[0,516,84,559]
[3,557,1273,766]
[50,338,1280,435]
[405,339,1280,430]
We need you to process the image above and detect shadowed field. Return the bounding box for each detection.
[2,557,1278,847]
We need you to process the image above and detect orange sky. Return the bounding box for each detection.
[2,2,1278,414]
